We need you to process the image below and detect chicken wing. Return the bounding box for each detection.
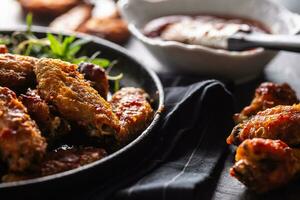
[19,0,80,18]
[78,18,130,44]
[234,82,298,124]
[19,89,71,141]
[2,146,106,182]
[0,87,46,172]
[50,4,93,32]
[230,138,300,193]
[78,62,109,99]
[227,104,300,146]
[0,53,37,92]
[110,87,154,145]
[34,58,120,138]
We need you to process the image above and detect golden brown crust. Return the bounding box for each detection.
[110,87,154,144]
[0,53,37,92]
[19,0,80,18]
[227,104,300,146]
[0,87,46,172]
[34,58,120,138]
[78,18,130,44]
[234,82,298,124]
[230,138,297,193]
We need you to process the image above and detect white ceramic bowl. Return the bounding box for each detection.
[118,0,300,82]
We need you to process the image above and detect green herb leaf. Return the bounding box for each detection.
[26,13,33,34]
[91,58,110,68]
[47,33,62,56]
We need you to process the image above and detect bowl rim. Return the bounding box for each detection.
[118,0,300,57]
[0,25,165,189]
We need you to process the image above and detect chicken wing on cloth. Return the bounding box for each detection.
[34,58,120,138]
[110,87,154,145]
[0,87,46,172]
[230,138,300,193]
[234,82,298,124]
[0,53,37,92]
[227,104,300,146]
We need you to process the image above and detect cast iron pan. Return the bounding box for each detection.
[0,26,164,196]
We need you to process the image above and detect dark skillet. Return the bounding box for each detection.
[0,26,164,195]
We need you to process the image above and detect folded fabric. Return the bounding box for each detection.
[85,79,234,200]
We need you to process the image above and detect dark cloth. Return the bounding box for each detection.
[85,76,234,200]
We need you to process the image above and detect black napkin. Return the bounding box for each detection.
[84,76,234,200]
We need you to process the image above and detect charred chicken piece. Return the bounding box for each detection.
[234,82,298,124]
[230,138,300,193]
[2,146,106,182]
[19,0,81,18]
[110,87,154,145]
[78,18,130,44]
[34,58,120,138]
[227,104,300,146]
[19,89,71,141]
[77,62,109,99]
[0,87,46,172]
[50,3,93,32]
[0,53,37,92]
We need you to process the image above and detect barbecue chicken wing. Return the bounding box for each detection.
[0,87,46,172]
[19,0,81,18]
[19,89,71,141]
[0,54,37,92]
[2,146,106,182]
[227,104,300,146]
[34,58,120,138]
[110,87,154,145]
[234,82,298,124]
[230,138,300,193]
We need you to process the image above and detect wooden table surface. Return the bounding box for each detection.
[1,0,300,199]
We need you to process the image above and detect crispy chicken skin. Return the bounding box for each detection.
[78,18,130,44]
[19,89,71,140]
[2,146,106,182]
[0,87,46,172]
[230,138,300,193]
[227,104,300,146]
[19,0,80,18]
[234,82,298,124]
[0,54,37,92]
[110,87,154,144]
[34,58,120,138]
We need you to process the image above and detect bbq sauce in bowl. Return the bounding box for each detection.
[143,15,271,50]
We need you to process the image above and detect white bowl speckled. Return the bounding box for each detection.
[118,0,300,82]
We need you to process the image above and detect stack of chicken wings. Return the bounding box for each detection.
[0,53,154,182]
[227,82,300,193]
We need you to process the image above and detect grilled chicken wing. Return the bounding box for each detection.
[19,0,81,18]
[34,58,120,138]
[78,18,130,44]
[230,138,300,193]
[50,4,93,32]
[77,62,109,99]
[110,87,154,145]
[234,82,298,124]
[227,104,300,146]
[19,89,71,141]
[0,87,46,172]
[0,54,37,92]
[2,146,106,182]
